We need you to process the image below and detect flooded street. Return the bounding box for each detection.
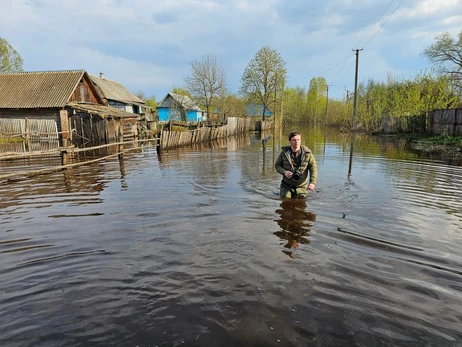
[1,127,461,347]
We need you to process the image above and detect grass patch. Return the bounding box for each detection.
[170,125,189,132]
[0,137,24,144]
[401,134,462,147]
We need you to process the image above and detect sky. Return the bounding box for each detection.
[1,0,461,101]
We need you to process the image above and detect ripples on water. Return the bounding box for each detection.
[0,132,461,346]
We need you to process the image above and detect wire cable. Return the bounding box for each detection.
[362,0,404,48]
[331,55,355,85]
[293,54,352,77]
[354,0,396,48]
[337,60,356,84]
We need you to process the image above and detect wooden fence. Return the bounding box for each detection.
[0,138,158,182]
[378,114,427,133]
[428,108,462,136]
[0,118,60,153]
[159,117,252,148]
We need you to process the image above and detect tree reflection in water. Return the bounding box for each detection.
[274,199,316,258]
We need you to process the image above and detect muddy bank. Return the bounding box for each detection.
[374,133,462,164]
[407,139,462,164]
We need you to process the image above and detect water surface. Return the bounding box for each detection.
[1,127,461,346]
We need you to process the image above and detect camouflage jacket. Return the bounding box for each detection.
[275,145,318,188]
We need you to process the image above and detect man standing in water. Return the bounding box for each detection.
[275,131,317,199]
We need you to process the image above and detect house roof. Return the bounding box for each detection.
[158,93,202,111]
[0,70,86,108]
[89,74,145,105]
[67,102,138,119]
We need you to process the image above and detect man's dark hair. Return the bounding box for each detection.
[288,131,301,140]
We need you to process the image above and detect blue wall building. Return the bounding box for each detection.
[157,93,205,122]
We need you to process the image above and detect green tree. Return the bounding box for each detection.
[135,90,156,108]
[306,77,327,123]
[423,31,462,87]
[220,94,246,118]
[172,87,193,99]
[0,37,24,73]
[240,46,287,121]
[145,96,156,109]
[283,87,306,122]
[184,54,227,120]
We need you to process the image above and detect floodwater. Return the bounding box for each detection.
[1,126,461,347]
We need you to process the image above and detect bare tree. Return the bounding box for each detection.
[185,55,227,120]
[423,31,462,87]
[240,46,287,121]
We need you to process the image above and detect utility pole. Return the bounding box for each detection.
[280,78,284,129]
[325,84,332,127]
[345,89,351,103]
[351,48,362,131]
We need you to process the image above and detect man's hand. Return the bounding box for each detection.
[284,170,293,179]
[307,183,315,190]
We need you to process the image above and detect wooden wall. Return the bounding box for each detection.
[69,76,101,104]
[0,108,62,134]
[428,109,462,136]
[159,117,252,149]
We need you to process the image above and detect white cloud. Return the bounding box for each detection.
[398,0,461,19]
[0,0,460,99]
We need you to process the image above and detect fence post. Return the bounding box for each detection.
[454,108,458,137]
[24,117,30,152]
[60,149,69,166]
[118,127,124,160]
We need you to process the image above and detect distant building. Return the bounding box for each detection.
[246,104,273,118]
[89,73,152,119]
[157,93,205,122]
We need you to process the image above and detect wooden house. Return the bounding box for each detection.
[0,70,138,149]
[89,73,153,120]
[157,93,205,122]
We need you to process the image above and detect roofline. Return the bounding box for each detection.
[89,74,122,84]
[157,93,171,106]
[88,74,144,104]
[0,69,86,75]
[0,69,94,109]
[157,92,202,111]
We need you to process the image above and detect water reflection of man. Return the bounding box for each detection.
[275,131,317,199]
[274,199,316,258]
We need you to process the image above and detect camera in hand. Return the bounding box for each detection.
[292,169,301,180]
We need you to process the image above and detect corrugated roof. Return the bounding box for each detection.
[0,70,85,108]
[89,75,144,105]
[68,102,138,119]
[158,93,202,111]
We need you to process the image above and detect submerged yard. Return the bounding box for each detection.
[0,127,461,346]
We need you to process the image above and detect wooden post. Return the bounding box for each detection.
[118,126,124,160]
[61,149,69,166]
[90,114,94,144]
[454,108,458,137]
[24,117,30,152]
[59,109,69,147]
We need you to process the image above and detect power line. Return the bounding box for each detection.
[331,55,354,85]
[293,54,351,77]
[354,0,396,48]
[362,0,404,48]
[337,59,356,84]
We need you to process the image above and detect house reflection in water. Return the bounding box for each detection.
[274,199,316,259]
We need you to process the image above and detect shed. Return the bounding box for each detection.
[157,93,205,122]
